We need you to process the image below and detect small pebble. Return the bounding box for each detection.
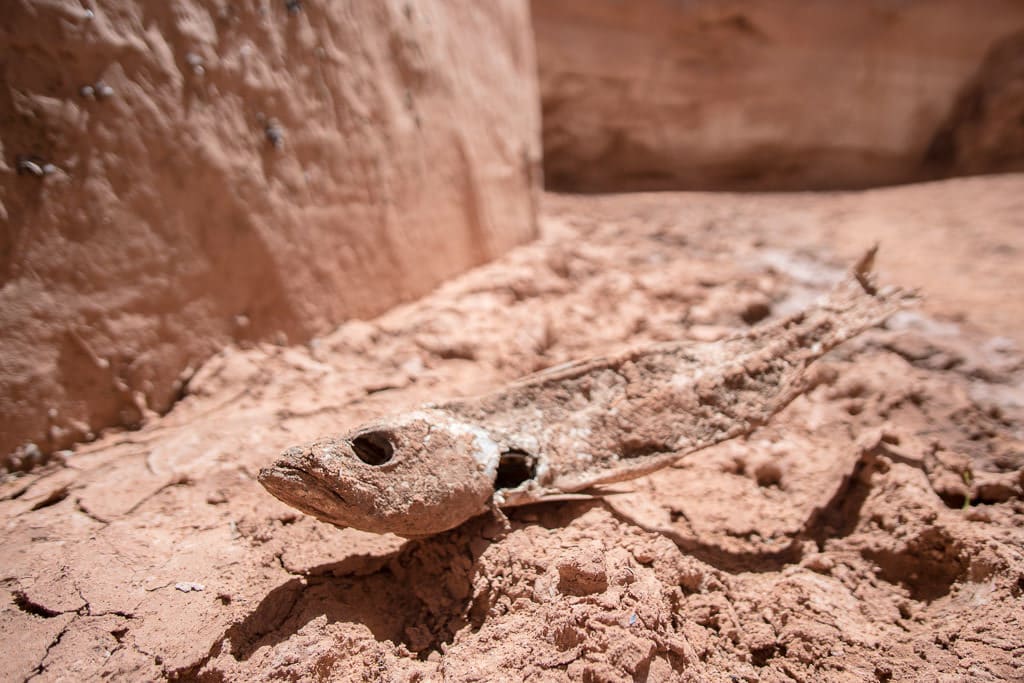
[79,85,95,98]
[800,553,834,573]
[16,158,45,177]
[965,507,992,523]
[206,490,228,505]
[740,299,772,325]
[185,53,205,76]
[95,82,114,99]
[24,443,43,466]
[265,120,284,149]
[174,582,206,593]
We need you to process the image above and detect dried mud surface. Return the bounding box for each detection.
[3,177,1024,681]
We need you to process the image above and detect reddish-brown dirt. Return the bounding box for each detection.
[2,177,1024,680]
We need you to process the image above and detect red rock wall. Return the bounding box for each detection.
[0,1,541,468]
[533,0,1024,191]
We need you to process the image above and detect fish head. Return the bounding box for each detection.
[258,410,501,537]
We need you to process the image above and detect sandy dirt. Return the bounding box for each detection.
[2,177,1024,681]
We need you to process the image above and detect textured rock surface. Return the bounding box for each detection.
[533,0,1024,191]
[0,0,540,468]
[2,179,1023,680]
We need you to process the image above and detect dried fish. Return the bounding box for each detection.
[260,250,912,537]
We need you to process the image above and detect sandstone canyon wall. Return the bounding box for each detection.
[533,0,1024,192]
[0,1,541,468]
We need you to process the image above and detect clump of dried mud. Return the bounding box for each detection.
[3,179,1024,681]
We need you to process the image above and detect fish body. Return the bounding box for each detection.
[260,256,911,537]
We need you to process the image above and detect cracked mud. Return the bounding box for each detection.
[3,182,1024,681]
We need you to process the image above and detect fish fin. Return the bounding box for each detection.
[533,492,603,503]
[853,243,879,295]
[585,486,637,497]
[499,485,640,507]
[497,490,602,507]
[487,496,512,533]
[510,357,608,387]
[844,244,919,304]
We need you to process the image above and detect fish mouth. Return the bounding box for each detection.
[258,461,354,524]
[258,460,319,493]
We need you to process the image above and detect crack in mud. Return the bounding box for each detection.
[74,498,110,525]
[24,619,72,682]
[13,586,138,681]
[12,591,66,619]
[121,476,193,517]
[28,487,69,511]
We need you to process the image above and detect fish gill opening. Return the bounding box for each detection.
[495,449,537,490]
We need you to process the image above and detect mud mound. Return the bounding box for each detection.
[2,179,1024,680]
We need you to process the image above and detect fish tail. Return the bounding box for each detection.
[803,245,916,353]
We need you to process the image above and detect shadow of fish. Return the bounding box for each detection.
[260,249,913,537]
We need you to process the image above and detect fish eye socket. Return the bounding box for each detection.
[351,432,394,466]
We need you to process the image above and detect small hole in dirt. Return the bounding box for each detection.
[619,440,667,459]
[861,527,966,602]
[750,642,783,667]
[740,301,771,325]
[351,433,394,465]
[938,491,968,509]
[495,450,536,490]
